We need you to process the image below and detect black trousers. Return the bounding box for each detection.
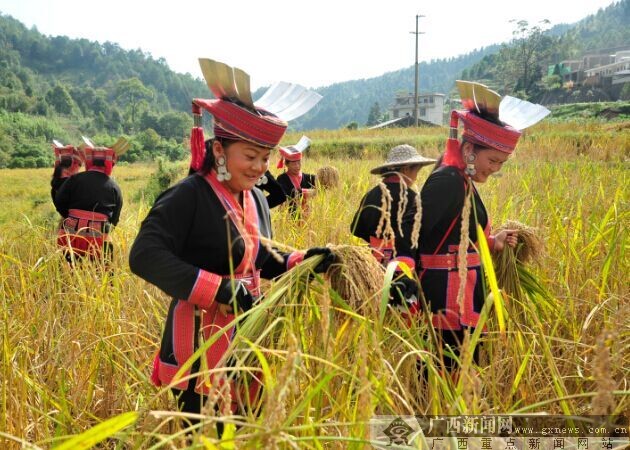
[171,383,224,438]
[436,327,480,372]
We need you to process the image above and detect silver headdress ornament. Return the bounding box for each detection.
[81,136,96,148]
[79,135,130,156]
[455,80,550,130]
[289,135,312,153]
[198,58,322,121]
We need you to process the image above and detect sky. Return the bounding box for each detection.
[0,0,620,89]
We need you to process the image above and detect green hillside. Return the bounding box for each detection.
[0,12,208,166]
[459,0,630,102]
[0,1,629,168]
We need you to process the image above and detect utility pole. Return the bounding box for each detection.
[410,14,425,127]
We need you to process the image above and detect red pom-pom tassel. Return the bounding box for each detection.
[150,353,162,387]
[441,137,465,170]
[190,126,205,172]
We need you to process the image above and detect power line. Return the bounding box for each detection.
[410,14,425,127]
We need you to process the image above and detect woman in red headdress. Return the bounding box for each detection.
[54,141,123,262]
[50,141,84,202]
[275,136,316,217]
[399,82,548,372]
[129,59,332,431]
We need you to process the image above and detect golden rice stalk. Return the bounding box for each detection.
[316,165,340,189]
[375,181,395,242]
[326,244,385,312]
[493,220,545,301]
[495,220,544,264]
[591,329,617,415]
[456,182,473,311]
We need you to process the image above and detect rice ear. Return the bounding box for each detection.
[493,220,545,304]
[376,181,395,242]
[410,192,422,250]
[456,180,473,311]
[327,245,386,312]
[316,166,340,189]
[396,176,408,237]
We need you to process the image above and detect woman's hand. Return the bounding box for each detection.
[218,303,234,316]
[304,247,337,273]
[493,229,518,252]
[215,280,254,316]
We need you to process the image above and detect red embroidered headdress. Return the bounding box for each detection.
[79,136,130,176]
[277,135,311,169]
[52,140,83,178]
[189,59,322,172]
[443,81,550,170]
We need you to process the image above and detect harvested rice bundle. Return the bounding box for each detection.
[316,166,340,189]
[326,244,385,312]
[496,220,543,264]
[493,220,546,303]
[233,245,384,348]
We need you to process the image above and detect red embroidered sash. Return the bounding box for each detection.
[369,236,394,266]
[57,208,110,257]
[205,170,260,276]
[287,172,303,194]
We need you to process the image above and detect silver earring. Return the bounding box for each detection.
[216,156,231,182]
[255,174,268,186]
[465,153,476,176]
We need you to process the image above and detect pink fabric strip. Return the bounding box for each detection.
[188,269,222,309]
[287,172,303,193]
[393,256,416,271]
[287,251,305,270]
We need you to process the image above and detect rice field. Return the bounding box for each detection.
[0,124,628,449]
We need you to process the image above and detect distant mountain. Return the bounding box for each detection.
[0,12,209,165]
[459,0,629,103]
[0,13,208,112]
[292,0,629,129]
[0,1,628,168]
[288,47,499,130]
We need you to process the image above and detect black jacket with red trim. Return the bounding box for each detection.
[400,165,491,330]
[351,180,418,247]
[276,172,316,199]
[54,170,123,225]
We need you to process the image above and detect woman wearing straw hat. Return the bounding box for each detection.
[351,144,435,268]
[129,59,334,432]
[400,81,549,371]
[54,138,125,262]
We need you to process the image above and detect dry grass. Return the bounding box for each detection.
[316,166,340,189]
[0,123,629,448]
[326,244,385,312]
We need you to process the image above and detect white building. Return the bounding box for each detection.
[584,50,630,85]
[389,92,445,126]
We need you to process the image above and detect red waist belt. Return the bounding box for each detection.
[369,236,394,265]
[420,252,480,270]
[194,270,262,317]
[57,209,110,256]
[230,270,261,298]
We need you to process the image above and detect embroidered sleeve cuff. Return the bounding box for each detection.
[188,269,222,309]
[393,256,416,272]
[287,251,306,270]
